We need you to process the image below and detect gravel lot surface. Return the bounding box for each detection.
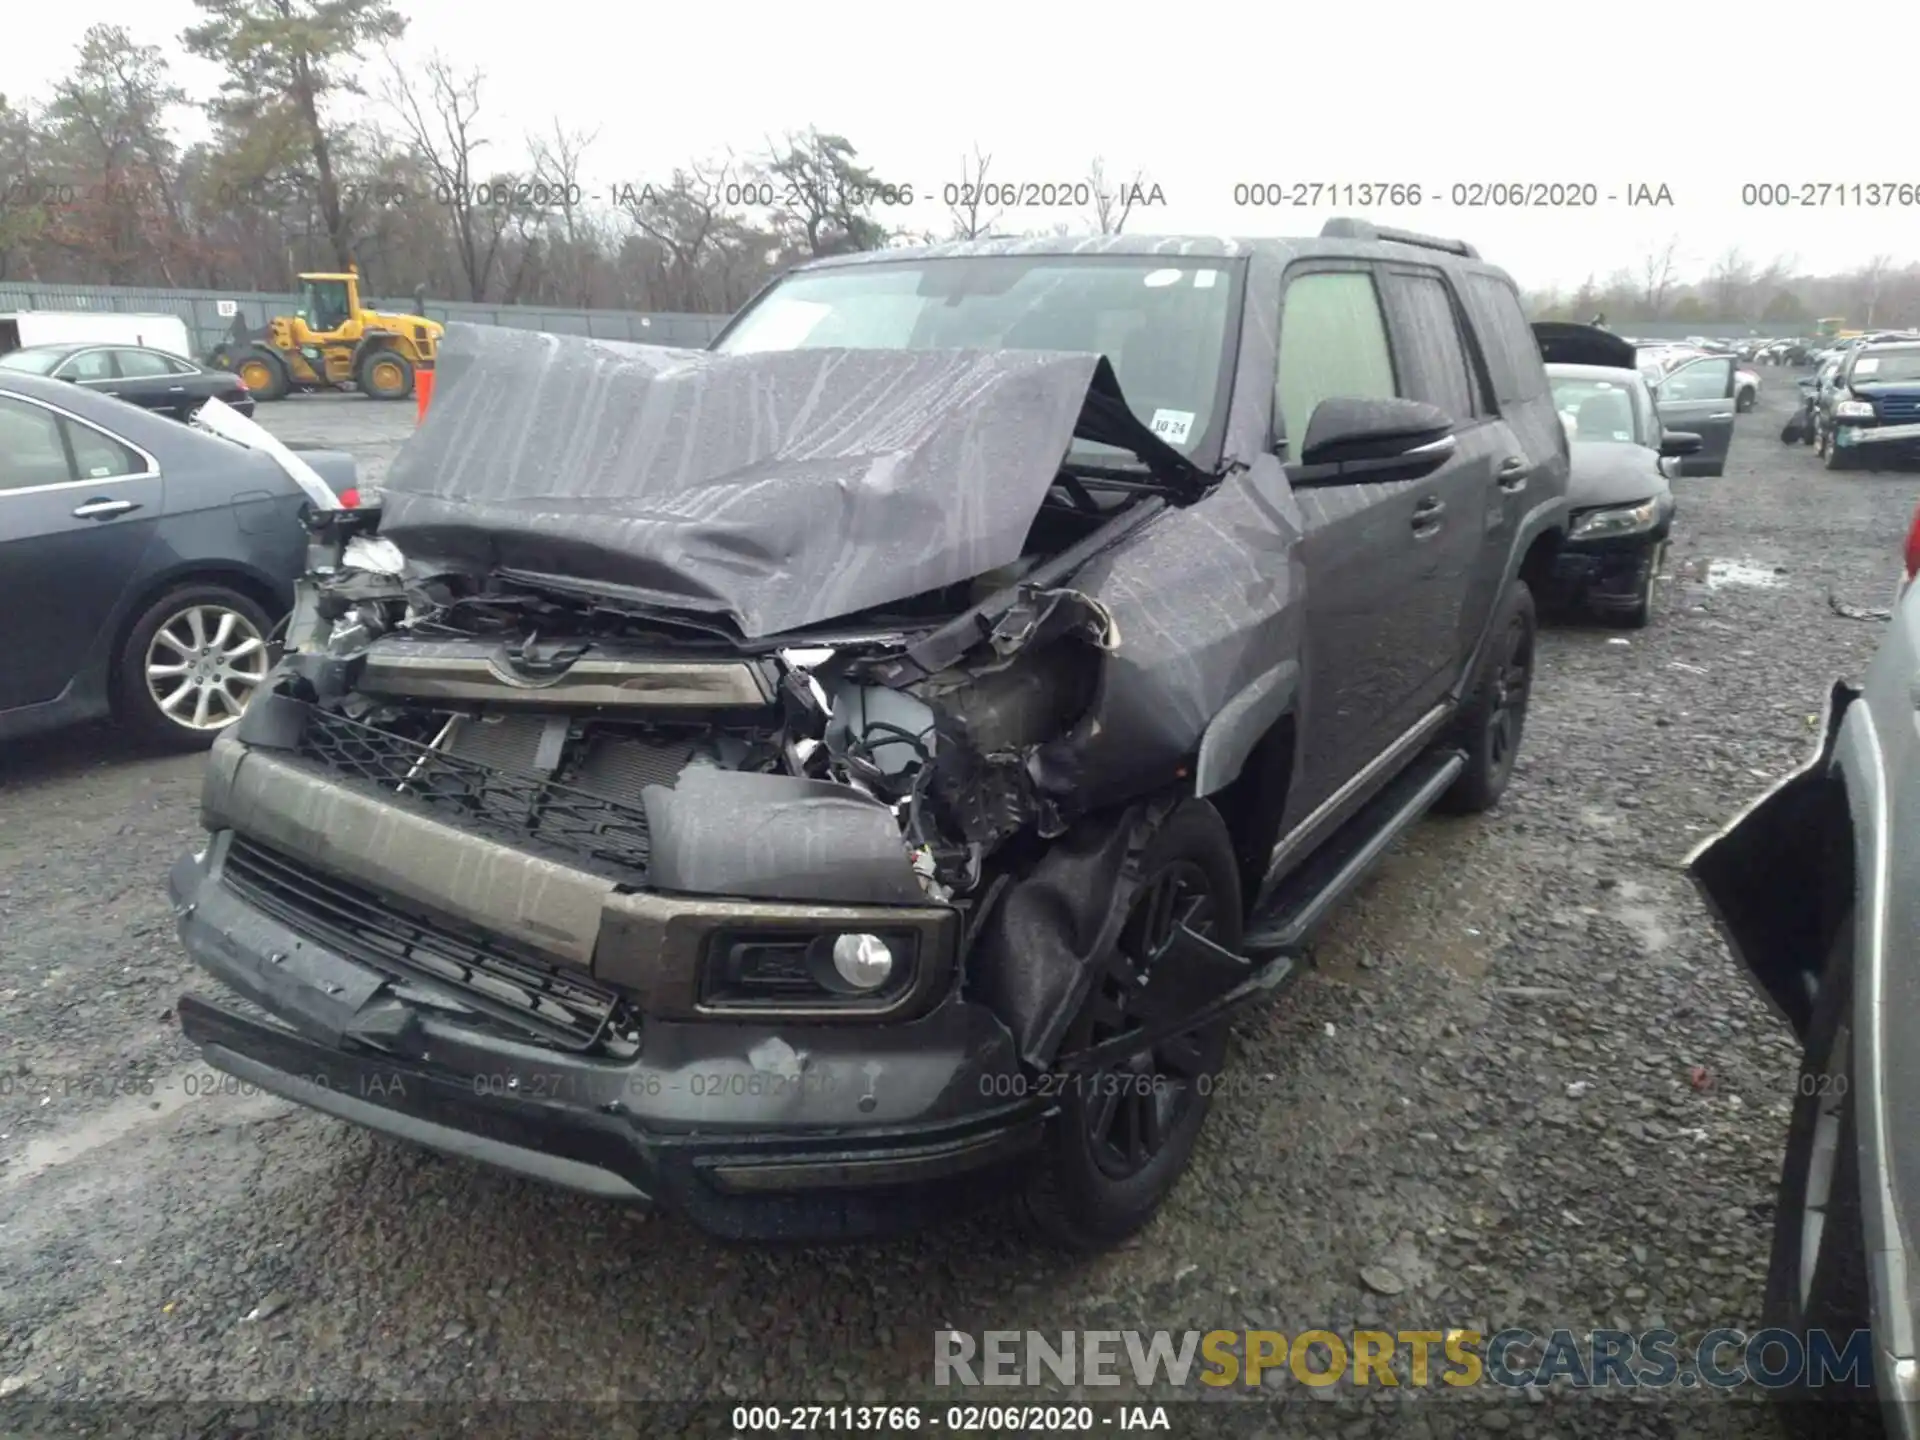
[0,379,1905,1436]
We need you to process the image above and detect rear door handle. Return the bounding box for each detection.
[1497,456,1531,492]
[167,385,186,392]
[1709,412,1733,421]
[1411,496,1445,535]
[72,497,140,519]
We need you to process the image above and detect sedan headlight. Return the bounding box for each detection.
[1834,399,1876,420]
[1570,497,1662,541]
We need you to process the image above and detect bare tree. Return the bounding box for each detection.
[1705,246,1755,320]
[529,118,599,305]
[1638,235,1681,317]
[1085,156,1143,235]
[947,146,998,240]
[1856,254,1895,326]
[384,53,513,301]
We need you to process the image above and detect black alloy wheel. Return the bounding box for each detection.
[1079,859,1219,1180]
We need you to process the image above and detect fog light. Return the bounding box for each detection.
[831,932,894,990]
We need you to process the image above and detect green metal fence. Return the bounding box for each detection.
[0,282,730,358]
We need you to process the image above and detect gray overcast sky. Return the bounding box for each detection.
[7,0,1920,293]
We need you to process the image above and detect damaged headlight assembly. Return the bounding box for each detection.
[1569,497,1661,541]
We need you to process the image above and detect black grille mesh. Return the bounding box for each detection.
[296,704,652,875]
[220,836,625,1052]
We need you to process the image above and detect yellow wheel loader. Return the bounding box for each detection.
[209,267,441,402]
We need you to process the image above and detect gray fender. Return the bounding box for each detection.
[1192,659,1300,797]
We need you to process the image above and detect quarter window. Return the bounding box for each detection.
[1275,270,1398,463]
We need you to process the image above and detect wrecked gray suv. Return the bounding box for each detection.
[169,222,1570,1249]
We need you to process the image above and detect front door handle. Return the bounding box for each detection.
[72,497,140,520]
[167,385,186,392]
[1411,496,1445,536]
[1709,412,1733,421]
[1497,456,1531,492]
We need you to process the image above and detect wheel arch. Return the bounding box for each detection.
[104,562,289,714]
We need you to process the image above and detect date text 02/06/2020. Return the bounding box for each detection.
[1228,181,1676,208]
[729,1405,1170,1432]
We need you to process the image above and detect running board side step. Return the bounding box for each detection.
[1052,748,1465,1076]
[1243,747,1466,956]
[1236,756,1459,960]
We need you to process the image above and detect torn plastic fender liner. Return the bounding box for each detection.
[966,797,1194,1068]
[641,767,926,906]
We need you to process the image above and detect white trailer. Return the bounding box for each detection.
[0,310,193,358]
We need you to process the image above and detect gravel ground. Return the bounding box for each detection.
[0,378,1905,1437]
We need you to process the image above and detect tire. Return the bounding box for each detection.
[1017,799,1242,1253]
[360,351,414,401]
[1738,387,1757,413]
[1436,579,1536,815]
[1618,541,1661,630]
[114,584,277,751]
[1762,908,1884,1438]
[237,350,289,402]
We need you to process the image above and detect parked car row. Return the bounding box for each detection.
[0,343,257,420]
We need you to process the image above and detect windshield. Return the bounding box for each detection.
[1852,350,1920,384]
[302,279,352,331]
[1551,374,1645,445]
[0,349,66,375]
[714,255,1241,464]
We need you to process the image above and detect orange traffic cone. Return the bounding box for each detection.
[415,363,435,422]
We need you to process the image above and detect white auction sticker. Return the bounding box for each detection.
[1194,269,1219,288]
[1150,409,1195,444]
[1854,357,1880,375]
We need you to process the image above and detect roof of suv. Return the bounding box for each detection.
[789,221,1503,277]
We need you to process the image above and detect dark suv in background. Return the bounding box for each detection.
[1815,341,1920,470]
[168,221,1570,1250]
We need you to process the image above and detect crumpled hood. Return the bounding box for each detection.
[1568,439,1667,509]
[376,324,1148,638]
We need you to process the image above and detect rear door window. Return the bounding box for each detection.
[1462,274,1548,409]
[113,349,175,379]
[64,420,145,479]
[1275,269,1399,463]
[1384,270,1483,421]
[0,397,74,490]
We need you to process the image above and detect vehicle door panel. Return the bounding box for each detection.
[1653,355,1737,475]
[1272,263,1428,825]
[1378,266,1506,711]
[110,349,185,411]
[0,397,163,711]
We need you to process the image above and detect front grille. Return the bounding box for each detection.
[1876,393,1920,423]
[297,705,652,876]
[221,836,629,1053]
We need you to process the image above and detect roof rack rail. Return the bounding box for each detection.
[1320,217,1479,260]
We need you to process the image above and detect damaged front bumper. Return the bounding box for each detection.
[170,820,1043,1241]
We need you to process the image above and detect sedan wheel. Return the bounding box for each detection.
[117,585,276,750]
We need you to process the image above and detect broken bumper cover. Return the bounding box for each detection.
[1548,530,1667,609]
[168,845,1043,1240]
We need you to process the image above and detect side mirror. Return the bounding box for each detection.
[1287,397,1456,487]
[1660,429,1703,457]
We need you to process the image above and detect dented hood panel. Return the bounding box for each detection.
[377,324,1117,639]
